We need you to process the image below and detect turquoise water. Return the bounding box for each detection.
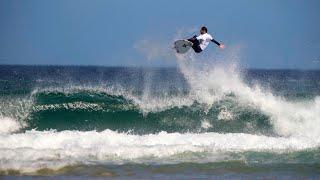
[0,63,320,178]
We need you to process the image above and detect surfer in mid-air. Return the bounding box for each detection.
[174,26,225,54]
[187,26,225,53]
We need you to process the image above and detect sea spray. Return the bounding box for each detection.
[0,65,319,174]
[0,117,22,134]
[176,50,320,138]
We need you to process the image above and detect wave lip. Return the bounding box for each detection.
[176,52,320,138]
[32,86,194,114]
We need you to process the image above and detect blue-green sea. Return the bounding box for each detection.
[1,62,320,179]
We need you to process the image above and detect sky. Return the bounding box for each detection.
[0,0,319,69]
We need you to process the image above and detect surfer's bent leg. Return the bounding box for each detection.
[192,45,202,53]
[187,36,202,53]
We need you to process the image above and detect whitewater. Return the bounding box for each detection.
[0,52,320,175]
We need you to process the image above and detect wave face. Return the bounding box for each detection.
[25,88,274,135]
[0,62,320,174]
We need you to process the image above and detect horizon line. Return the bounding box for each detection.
[0,64,320,71]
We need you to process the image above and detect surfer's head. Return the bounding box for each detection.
[200,26,207,34]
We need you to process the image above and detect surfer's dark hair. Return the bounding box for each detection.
[201,26,208,33]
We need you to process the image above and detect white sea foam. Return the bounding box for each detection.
[33,102,104,112]
[201,119,212,129]
[176,50,320,138]
[0,117,22,134]
[218,106,234,121]
[0,129,318,173]
[0,97,32,134]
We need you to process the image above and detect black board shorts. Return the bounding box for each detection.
[187,36,202,53]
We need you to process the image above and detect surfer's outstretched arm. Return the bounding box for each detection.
[211,38,221,46]
[211,38,225,49]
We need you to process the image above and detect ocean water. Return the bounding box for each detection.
[1,55,320,178]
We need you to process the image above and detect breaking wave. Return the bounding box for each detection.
[0,50,320,174]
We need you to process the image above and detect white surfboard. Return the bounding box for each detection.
[174,40,193,54]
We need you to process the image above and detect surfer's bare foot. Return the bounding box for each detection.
[187,40,193,46]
